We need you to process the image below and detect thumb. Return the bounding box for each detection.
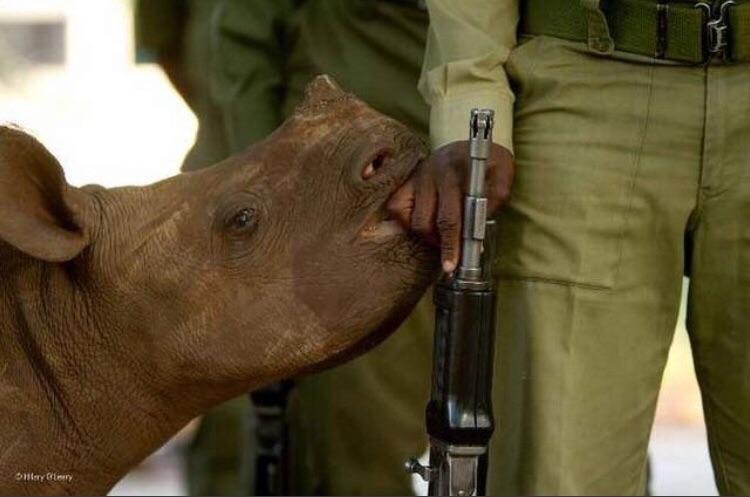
[386,177,415,229]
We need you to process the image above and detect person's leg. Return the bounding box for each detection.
[685,62,750,496]
[180,0,230,172]
[186,396,251,496]
[210,0,296,153]
[488,36,706,495]
[281,1,432,494]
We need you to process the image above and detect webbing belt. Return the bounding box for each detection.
[521,0,750,63]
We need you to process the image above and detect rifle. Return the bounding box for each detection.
[407,109,498,496]
[250,381,293,496]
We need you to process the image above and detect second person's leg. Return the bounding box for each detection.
[686,62,750,496]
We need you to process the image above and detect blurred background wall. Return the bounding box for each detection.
[0,0,195,187]
[0,0,717,495]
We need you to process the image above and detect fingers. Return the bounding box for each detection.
[410,163,438,245]
[393,141,514,273]
[436,179,462,273]
[485,150,514,213]
[386,177,415,230]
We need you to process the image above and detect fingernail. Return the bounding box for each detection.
[442,260,456,273]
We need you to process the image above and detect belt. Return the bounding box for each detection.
[521,0,750,63]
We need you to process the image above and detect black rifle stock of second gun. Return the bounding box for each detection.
[250,380,293,496]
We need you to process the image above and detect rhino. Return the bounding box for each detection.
[0,76,437,495]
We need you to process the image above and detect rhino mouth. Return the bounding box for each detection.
[359,149,423,240]
[360,206,404,239]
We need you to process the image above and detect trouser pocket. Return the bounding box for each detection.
[496,36,657,289]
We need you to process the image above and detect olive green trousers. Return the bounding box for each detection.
[490,35,750,495]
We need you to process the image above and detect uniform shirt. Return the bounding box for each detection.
[419,0,518,153]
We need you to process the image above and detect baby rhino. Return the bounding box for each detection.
[0,76,437,495]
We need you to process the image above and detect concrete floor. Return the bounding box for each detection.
[109,444,185,496]
[649,425,717,496]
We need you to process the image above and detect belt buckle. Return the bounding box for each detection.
[695,0,737,62]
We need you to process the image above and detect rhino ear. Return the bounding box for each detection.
[297,75,348,112]
[0,126,89,262]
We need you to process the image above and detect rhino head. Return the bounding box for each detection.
[0,76,437,494]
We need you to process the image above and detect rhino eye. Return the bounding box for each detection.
[230,207,256,232]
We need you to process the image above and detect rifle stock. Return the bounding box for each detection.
[408,109,499,496]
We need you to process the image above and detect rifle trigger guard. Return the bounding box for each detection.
[405,458,437,482]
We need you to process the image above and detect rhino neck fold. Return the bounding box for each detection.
[0,256,188,494]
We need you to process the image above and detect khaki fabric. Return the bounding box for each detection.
[186,396,251,495]
[210,0,297,153]
[419,0,518,152]
[489,35,750,495]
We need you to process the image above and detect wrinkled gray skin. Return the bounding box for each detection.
[0,76,437,495]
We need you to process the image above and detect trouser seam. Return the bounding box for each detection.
[556,296,575,495]
[557,60,656,495]
[691,344,735,495]
[495,275,611,291]
[701,386,735,494]
[690,66,710,233]
[612,61,657,288]
[689,66,735,494]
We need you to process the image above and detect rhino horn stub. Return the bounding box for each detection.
[296,75,350,115]
[305,75,344,101]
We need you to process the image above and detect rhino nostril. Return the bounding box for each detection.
[362,153,387,180]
